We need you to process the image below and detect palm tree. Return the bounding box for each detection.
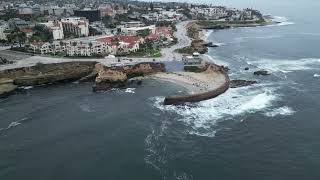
[17,31,26,48]
[72,41,77,56]
[48,40,54,55]
[88,42,93,55]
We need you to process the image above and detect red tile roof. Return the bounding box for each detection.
[146,34,160,41]
[156,27,172,36]
[97,35,140,47]
[30,41,46,46]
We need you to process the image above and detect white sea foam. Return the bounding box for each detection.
[79,104,94,112]
[20,86,33,90]
[203,30,213,41]
[125,88,136,94]
[248,58,320,73]
[152,85,280,137]
[203,54,229,66]
[264,106,296,117]
[314,74,320,78]
[268,16,295,27]
[268,21,295,27]
[7,121,21,129]
[234,35,283,42]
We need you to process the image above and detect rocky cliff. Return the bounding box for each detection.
[0,61,96,97]
[93,62,165,91]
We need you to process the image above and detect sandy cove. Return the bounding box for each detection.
[150,70,226,94]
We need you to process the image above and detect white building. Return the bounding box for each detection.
[0,21,9,40]
[61,17,89,37]
[40,21,64,40]
[190,7,228,20]
[120,25,156,36]
[29,41,52,54]
[28,34,143,56]
[18,4,33,15]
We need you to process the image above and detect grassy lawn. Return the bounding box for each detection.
[128,49,162,58]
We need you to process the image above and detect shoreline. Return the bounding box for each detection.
[0,18,273,102]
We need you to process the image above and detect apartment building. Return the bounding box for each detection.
[61,17,89,37]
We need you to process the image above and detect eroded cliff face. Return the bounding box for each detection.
[0,61,96,97]
[0,61,165,97]
[0,62,97,86]
[93,62,165,91]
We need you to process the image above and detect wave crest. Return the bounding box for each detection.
[152,85,281,137]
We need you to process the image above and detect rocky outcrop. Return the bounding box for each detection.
[254,70,271,76]
[0,57,14,65]
[230,80,257,88]
[203,42,219,48]
[93,62,165,91]
[0,61,97,86]
[164,64,229,105]
[0,78,17,98]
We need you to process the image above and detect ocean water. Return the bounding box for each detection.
[1,0,320,180]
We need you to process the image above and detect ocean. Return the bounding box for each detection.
[1,0,320,179]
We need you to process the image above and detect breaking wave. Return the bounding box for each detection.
[203,54,229,66]
[264,106,296,117]
[314,74,320,78]
[0,117,30,133]
[268,16,295,27]
[125,88,136,94]
[234,35,283,42]
[152,84,281,137]
[19,86,33,90]
[247,58,320,73]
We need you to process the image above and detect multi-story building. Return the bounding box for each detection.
[120,25,156,36]
[8,18,31,30]
[190,6,228,20]
[74,9,101,22]
[40,21,64,40]
[17,4,33,16]
[0,20,10,40]
[61,17,89,37]
[28,35,144,56]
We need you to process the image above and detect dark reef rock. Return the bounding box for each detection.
[230,80,257,88]
[254,70,271,76]
[0,57,14,65]
[244,67,249,70]
[203,42,219,48]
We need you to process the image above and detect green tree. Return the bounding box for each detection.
[89,42,93,54]
[138,29,151,37]
[150,3,154,11]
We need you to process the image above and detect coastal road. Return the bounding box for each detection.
[0,21,194,71]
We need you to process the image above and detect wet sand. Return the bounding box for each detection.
[150,70,227,94]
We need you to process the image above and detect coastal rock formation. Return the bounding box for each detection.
[0,78,17,98]
[93,62,165,91]
[203,42,219,48]
[230,80,257,88]
[254,70,271,76]
[0,57,14,65]
[0,62,97,86]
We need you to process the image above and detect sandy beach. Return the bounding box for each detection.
[150,69,227,94]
